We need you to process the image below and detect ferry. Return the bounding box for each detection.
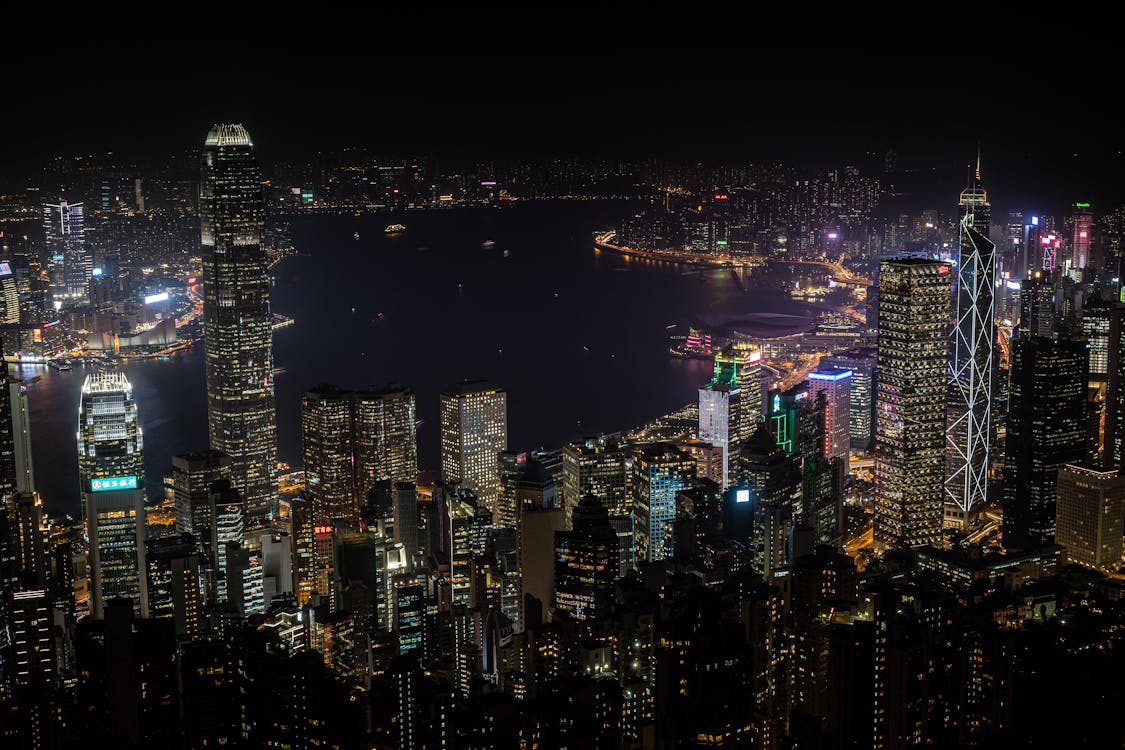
[385,224,406,234]
[353,232,361,241]
[482,240,496,250]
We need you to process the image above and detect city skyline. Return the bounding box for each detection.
[2,82,1125,745]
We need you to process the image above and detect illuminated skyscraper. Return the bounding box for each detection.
[698,383,732,487]
[78,373,143,499]
[1055,465,1125,570]
[1002,337,1089,549]
[171,450,232,542]
[440,381,507,515]
[713,342,763,442]
[78,372,147,617]
[354,384,418,497]
[632,443,695,563]
[875,258,951,549]
[0,262,18,324]
[1071,202,1094,270]
[201,123,277,524]
[42,199,89,307]
[946,158,995,527]
[806,368,852,462]
[554,494,619,621]
[1082,300,1110,381]
[560,437,631,517]
[302,385,358,526]
[8,380,33,494]
[820,347,876,451]
[1017,271,1054,338]
[301,383,418,528]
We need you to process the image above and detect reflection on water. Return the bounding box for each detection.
[26,201,812,518]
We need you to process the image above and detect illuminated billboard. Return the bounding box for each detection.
[144,291,169,305]
[0,262,11,276]
[90,475,139,492]
[736,489,750,504]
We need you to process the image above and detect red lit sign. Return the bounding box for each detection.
[314,525,334,535]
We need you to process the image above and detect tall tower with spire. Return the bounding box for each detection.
[945,150,995,528]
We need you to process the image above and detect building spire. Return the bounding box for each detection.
[974,144,981,185]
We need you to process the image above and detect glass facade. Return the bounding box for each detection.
[874,258,951,549]
[201,123,277,524]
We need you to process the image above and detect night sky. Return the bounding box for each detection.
[5,41,1121,215]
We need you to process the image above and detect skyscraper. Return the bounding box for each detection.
[946,159,995,527]
[1017,270,1055,338]
[301,384,419,528]
[1104,304,1125,473]
[42,199,89,307]
[78,372,147,617]
[874,258,951,549]
[354,384,418,497]
[554,494,619,621]
[1070,202,1094,270]
[171,451,232,542]
[712,342,763,442]
[8,380,34,494]
[1003,337,1089,549]
[78,373,143,502]
[201,123,277,524]
[440,381,507,515]
[698,382,732,487]
[632,443,695,563]
[560,437,631,517]
[806,368,852,463]
[820,347,876,452]
[1055,465,1125,570]
[302,385,358,526]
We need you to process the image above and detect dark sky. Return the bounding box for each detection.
[5,40,1121,215]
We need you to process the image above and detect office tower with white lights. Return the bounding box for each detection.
[806,368,852,462]
[874,258,952,549]
[42,199,89,307]
[201,123,277,524]
[440,381,507,515]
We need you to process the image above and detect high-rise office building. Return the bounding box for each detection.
[560,437,631,517]
[301,384,419,529]
[946,159,995,525]
[554,494,619,621]
[1103,304,1125,473]
[1082,299,1110,381]
[806,368,852,463]
[440,381,507,515]
[874,258,951,549]
[1055,465,1125,570]
[632,443,695,563]
[78,372,148,618]
[8,381,34,494]
[1071,202,1094,270]
[1003,337,1089,549]
[1017,270,1055,338]
[698,383,732,487]
[201,123,277,524]
[820,347,876,452]
[354,384,417,497]
[42,199,89,307]
[171,451,232,543]
[210,480,244,605]
[302,385,358,526]
[7,589,55,689]
[712,342,763,442]
[0,261,18,324]
[86,484,148,618]
[146,534,203,639]
[78,372,143,497]
[514,456,564,628]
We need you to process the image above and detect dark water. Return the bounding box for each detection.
[24,201,814,518]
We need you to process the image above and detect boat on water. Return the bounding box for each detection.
[353,232,361,240]
[385,224,406,234]
[58,363,72,371]
[482,240,496,250]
